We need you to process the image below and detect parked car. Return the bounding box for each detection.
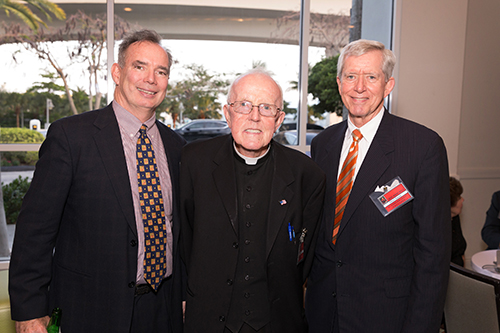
[279,122,324,131]
[273,129,322,146]
[174,119,231,142]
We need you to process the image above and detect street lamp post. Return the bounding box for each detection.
[46,98,54,129]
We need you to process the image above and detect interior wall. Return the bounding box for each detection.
[457,0,500,259]
[392,0,500,264]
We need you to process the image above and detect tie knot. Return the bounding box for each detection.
[352,129,363,142]
[139,124,148,135]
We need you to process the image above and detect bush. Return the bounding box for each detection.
[0,128,44,166]
[2,176,31,224]
[0,128,45,143]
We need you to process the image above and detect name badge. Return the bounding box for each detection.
[369,176,413,217]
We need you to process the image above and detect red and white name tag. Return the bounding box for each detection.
[369,177,414,217]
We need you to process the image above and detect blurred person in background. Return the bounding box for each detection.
[450,177,466,266]
[481,190,500,249]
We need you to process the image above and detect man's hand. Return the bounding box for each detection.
[16,316,50,333]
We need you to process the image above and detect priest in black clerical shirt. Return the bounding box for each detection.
[180,68,326,333]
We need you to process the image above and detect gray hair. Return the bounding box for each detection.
[227,67,283,109]
[337,39,396,82]
[117,29,173,76]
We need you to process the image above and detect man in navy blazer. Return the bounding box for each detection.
[9,30,185,332]
[305,39,450,332]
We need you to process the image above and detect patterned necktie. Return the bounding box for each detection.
[136,124,166,291]
[332,129,363,244]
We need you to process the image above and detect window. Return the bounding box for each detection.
[0,0,356,259]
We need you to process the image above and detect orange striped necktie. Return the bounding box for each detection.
[332,129,363,244]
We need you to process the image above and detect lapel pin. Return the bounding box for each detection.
[279,199,287,206]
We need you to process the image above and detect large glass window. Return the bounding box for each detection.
[0,0,353,258]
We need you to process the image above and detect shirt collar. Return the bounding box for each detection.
[347,107,385,144]
[113,100,157,136]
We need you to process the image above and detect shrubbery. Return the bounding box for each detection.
[0,128,44,166]
[1,176,31,224]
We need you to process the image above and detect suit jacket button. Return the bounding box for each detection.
[332,292,337,297]
[128,281,136,288]
[337,260,343,267]
[219,316,225,322]
[130,240,137,247]
[233,242,239,249]
[226,279,233,286]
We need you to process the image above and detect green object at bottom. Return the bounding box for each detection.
[47,308,61,333]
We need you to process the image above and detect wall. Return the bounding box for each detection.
[392,0,500,264]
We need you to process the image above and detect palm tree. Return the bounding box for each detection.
[0,0,65,32]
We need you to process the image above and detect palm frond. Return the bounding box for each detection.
[25,0,66,21]
[1,0,44,30]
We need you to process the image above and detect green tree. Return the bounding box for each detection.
[0,0,65,32]
[2,176,31,224]
[282,100,297,115]
[0,84,98,128]
[159,64,230,126]
[308,55,343,116]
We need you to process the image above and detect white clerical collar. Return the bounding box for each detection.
[233,142,271,165]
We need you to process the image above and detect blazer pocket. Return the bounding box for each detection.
[384,276,411,298]
[55,260,91,278]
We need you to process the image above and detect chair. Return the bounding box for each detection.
[444,263,500,333]
[0,268,15,333]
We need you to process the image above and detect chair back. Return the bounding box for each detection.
[444,263,500,333]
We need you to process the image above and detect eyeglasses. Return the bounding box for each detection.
[228,100,281,117]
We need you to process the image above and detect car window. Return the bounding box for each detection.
[204,122,224,129]
[306,133,316,145]
[188,123,205,129]
[211,122,226,128]
[284,132,297,145]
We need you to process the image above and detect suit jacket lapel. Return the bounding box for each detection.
[265,143,295,259]
[337,111,394,238]
[316,122,346,249]
[92,104,137,236]
[212,136,239,236]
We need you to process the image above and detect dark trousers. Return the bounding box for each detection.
[130,283,171,333]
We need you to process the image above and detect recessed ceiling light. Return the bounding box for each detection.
[124,7,132,12]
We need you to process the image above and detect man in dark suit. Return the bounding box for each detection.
[305,39,451,332]
[180,69,325,333]
[9,29,185,333]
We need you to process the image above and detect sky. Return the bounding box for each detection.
[0,39,327,110]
